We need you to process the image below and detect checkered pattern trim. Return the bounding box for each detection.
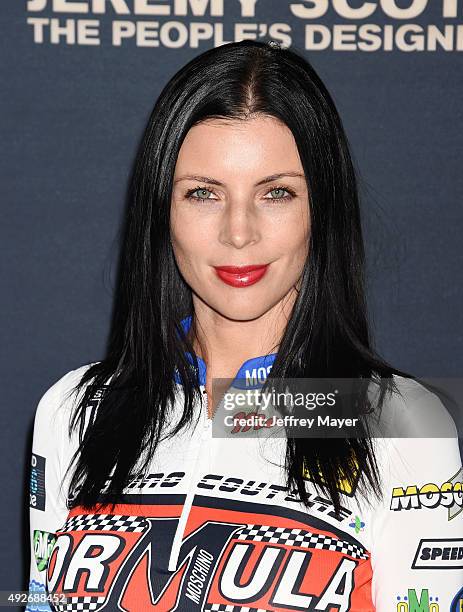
[205,606,270,612]
[236,524,368,560]
[57,513,147,533]
[53,595,105,612]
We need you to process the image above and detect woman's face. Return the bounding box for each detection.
[170,115,310,322]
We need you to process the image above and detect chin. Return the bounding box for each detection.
[207,296,279,323]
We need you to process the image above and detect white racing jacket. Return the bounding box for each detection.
[27,318,463,612]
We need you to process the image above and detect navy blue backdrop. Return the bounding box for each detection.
[1,0,462,595]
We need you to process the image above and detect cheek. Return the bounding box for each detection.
[170,217,209,270]
[170,216,190,267]
[292,206,310,254]
[270,210,310,259]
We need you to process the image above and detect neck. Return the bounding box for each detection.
[187,292,296,380]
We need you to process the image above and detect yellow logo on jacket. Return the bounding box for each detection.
[302,456,360,497]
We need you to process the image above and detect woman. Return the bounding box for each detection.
[28,40,462,611]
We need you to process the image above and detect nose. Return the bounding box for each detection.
[218,201,261,250]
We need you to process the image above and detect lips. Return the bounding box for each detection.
[213,264,269,287]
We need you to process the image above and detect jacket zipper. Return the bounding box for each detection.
[167,385,210,572]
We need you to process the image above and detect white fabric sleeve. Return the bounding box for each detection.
[370,383,463,611]
[26,368,84,612]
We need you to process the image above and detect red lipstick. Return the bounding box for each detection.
[213,264,269,287]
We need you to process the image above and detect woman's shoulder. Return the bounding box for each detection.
[30,362,103,491]
[369,373,459,439]
[33,361,101,433]
[364,374,462,508]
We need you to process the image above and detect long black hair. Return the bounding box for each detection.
[64,39,411,517]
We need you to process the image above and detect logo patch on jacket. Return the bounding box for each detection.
[45,495,373,611]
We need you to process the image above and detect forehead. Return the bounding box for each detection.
[174,115,304,180]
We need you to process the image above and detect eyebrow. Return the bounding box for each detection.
[173,172,305,187]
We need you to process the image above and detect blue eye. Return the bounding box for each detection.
[269,188,288,200]
[185,187,214,201]
[266,186,296,202]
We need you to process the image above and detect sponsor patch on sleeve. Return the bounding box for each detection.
[30,453,46,511]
